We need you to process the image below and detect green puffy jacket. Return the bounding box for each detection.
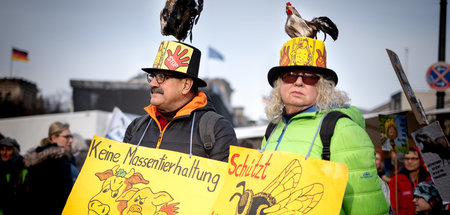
[262,106,389,215]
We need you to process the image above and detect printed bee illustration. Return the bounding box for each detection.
[229,159,324,215]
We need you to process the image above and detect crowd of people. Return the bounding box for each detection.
[0,122,89,215]
[1,38,449,215]
[374,145,450,215]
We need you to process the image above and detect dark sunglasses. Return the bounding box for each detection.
[281,72,320,85]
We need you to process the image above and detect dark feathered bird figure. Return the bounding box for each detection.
[160,0,203,42]
[285,2,338,41]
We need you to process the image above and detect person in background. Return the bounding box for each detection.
[385,151,399,180]
[375,148,395,214]
[23,121,76,215]
[413,180,447,215]
[71,133,89,171]
[376,148,392,183]
[388,146,431,215]
[262,37,388,214]
[0,137,27,215]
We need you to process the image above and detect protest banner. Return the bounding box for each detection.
[379,114,408,153]
[63,136,227,215]
[386,49,429,126]
[63,138,349,214]
[210,146,349,215]
[104,107,132,142]
[411,121,450,202]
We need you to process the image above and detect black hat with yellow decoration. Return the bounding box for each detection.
[142,41,206,87]
[267,37,338,87]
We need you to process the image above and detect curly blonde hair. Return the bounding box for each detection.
[265,76,350,123]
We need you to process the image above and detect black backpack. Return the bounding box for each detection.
[264,111,350,161]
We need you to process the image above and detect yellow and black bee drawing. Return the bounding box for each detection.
[229,159,324,215]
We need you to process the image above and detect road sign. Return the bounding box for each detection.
[426,62,450,91]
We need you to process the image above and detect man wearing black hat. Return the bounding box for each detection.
[123,41,238,161]
[0,137,27,215]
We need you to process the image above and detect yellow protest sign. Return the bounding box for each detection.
[63,136,227,215]
[210,146,349,215]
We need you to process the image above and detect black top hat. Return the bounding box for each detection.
[142,41,206,87]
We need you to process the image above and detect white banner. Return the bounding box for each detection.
[105,107,132,142]
[411,121,450,202]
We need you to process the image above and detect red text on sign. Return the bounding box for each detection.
[228,153,272,180]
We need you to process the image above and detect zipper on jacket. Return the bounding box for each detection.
[155,120,173,149]
[156,131,163,149]
[153,111,196,149]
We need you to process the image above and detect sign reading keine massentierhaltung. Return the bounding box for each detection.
[62,136,227,215]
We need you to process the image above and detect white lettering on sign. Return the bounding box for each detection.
[167,56,178,68]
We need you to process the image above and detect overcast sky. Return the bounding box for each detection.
[0,0,448,121]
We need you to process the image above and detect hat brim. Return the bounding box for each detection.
[267,66,338,87]
[142,68,207,88]
[0,138,20,151]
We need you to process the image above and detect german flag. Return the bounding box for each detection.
[12,48,29,61]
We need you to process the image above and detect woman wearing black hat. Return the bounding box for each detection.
[0,137,27,215]
[262,37,389,214]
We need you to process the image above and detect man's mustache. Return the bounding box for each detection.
[151,87,164,94]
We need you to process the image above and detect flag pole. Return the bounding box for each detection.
[394,151,398,215]
[10,47,13,77]
[205,46,210,78]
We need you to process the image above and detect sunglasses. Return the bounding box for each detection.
[281,72,320,85]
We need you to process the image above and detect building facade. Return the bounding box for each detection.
[71,75,242,126]
[0,78,43,118]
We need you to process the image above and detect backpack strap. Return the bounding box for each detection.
[264,122,277,141]
[125,115,150,143]
[199,111,224,151]
[320,111,350,161]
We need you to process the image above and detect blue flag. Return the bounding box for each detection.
[208,46,224,61]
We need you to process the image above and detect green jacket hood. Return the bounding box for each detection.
[331,105,366,130]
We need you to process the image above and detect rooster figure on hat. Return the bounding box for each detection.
[275,1,340,84]
[285,2,338,41]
